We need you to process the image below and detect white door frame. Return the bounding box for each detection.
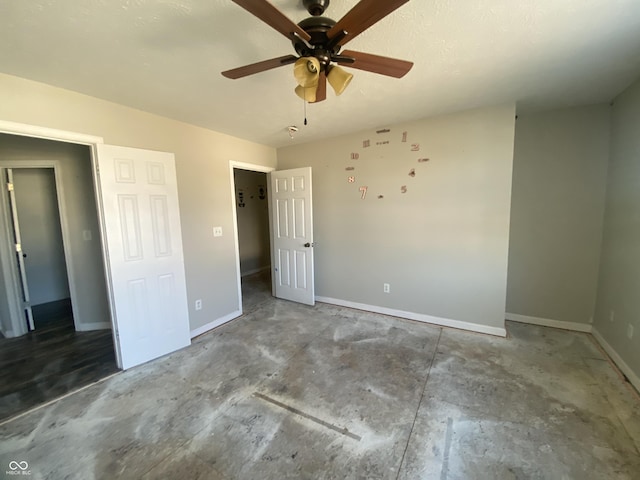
[0,120,123,365]
[0,162,80,334]
[229,161,275,314]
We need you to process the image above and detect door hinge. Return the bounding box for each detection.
[15,243,21,253]
[7,182,13,191]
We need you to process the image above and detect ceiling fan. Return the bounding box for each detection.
[222,0,414,103]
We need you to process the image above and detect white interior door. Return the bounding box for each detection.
[269,167,314,306]
[96,144,191,370]
[5,168,34,331]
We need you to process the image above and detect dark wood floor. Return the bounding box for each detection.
[0,299,118,421]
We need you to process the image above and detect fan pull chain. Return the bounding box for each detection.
[303,94,308,126]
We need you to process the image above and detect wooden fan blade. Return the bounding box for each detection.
[312,71,327,103]
[338,50,413,78]
[327,0,409,47]
[222,55,297,79]
[231,0,311,42]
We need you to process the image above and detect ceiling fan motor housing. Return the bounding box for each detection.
[293,16,339,69]
[303,0,330,16]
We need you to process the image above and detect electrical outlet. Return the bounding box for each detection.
[195,299,202,311]
[383,283,390,293]
[609,310,615,322]
[628,324,634,340]
[213,226,223,237]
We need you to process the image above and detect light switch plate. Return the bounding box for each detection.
[213,226,223,237]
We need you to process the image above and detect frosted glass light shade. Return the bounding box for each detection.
[295,85,317,102]
[294,57,320,87]
[327,66,353,95]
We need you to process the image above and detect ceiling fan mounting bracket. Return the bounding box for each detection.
[303,0,330,16]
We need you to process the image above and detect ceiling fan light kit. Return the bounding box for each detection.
[326,65,353,95]
[223,0,414,104]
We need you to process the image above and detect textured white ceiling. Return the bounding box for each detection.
[1,0,639,147]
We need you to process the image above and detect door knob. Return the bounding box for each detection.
[304,242,311,247]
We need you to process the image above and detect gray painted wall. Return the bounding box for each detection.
[507,105,610,324]
[594,78,640,380]
[234,169,270,276]
[0,134,110,329]
[13,168,70,306]
[277,105,516,331]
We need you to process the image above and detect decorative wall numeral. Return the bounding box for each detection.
[351,152,360,160]
[402,131,408,142]
[345,166,355,171]
[359,186,368,199]
[348,176,355,183]
[363,140,370,148]
[411,144,420,151]
[401,185,407,194]
[408,168,416,177]
[418,158,430,163]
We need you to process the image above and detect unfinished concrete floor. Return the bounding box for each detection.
[1,273,639,479]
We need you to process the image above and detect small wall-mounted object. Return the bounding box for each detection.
[237,189,245,208]
[213,226,223,237]
[378,194,384,199]
[418,158,430,163]
[345,166,355,171]
[376,128,390,134]
[376,140,389,146]
[258,185,266,199]
[411,144,420,151]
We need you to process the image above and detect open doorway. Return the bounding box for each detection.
[232,165,273,313]
[10,167,72,332]
[0,134,117,421]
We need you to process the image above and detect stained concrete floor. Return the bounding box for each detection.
[1,271,639,479]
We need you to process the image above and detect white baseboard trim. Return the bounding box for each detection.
[505,313,593,333]
[592,327,640,393]
[2,329,15,338]
[316,296,507,337]
[76,322,111,331]
[241,266,270,277]
[190,309,242,339]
